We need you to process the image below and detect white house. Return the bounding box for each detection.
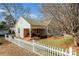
[15,17,30,38]
[15,16,50,40]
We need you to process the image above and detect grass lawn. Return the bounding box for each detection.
[38,36,74,48]
[38,36,79,55]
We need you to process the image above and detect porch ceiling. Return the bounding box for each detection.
[31,25,46,29]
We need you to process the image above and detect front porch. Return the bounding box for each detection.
[24,26,48,40]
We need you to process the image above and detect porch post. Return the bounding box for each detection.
[29,28,31,38]
[46,27,48,38]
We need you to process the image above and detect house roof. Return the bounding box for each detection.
[23,16,50,27]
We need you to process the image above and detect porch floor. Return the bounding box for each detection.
[24,37,32,40]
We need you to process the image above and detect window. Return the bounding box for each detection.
[18,28,20,33]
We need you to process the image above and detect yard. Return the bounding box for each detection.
[37,36,79,56]
[0,37,38,56]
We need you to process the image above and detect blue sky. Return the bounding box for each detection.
[0,3,43,22]
[22,3,41,16]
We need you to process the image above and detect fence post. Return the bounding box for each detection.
[5,34,6,39]
[5,34,8,40]
[61,48,64,56]
[69,47,73,56]
[33,40,35,52]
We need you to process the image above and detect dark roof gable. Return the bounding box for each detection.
[22,16,50,26]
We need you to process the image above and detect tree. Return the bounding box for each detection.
[4,15,15,29]
[0,21,6,29]
[41,3,79,46]
[0,3,29,28]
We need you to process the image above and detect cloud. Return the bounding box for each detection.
[0,9,10,15]
[0,9,6,12]
[30,14,38,19]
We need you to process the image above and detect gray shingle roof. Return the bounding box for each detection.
[23,16,50,26]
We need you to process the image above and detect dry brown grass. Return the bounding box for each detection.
[38,36,79,55]
[47,36,64,40]
[0,37,38,56]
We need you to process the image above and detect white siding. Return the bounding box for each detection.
[15,17,31,38]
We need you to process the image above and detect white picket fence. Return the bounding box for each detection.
[5,35,76,56]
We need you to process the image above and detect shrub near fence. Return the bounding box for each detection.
[5,35,76,56]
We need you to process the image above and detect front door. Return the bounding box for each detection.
[24,29,29,37]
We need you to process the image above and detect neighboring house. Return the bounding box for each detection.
[0,30,9,35]
[15,16,50,40]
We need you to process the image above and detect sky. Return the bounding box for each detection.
[22,3,41,16]
[0,3,43,22]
